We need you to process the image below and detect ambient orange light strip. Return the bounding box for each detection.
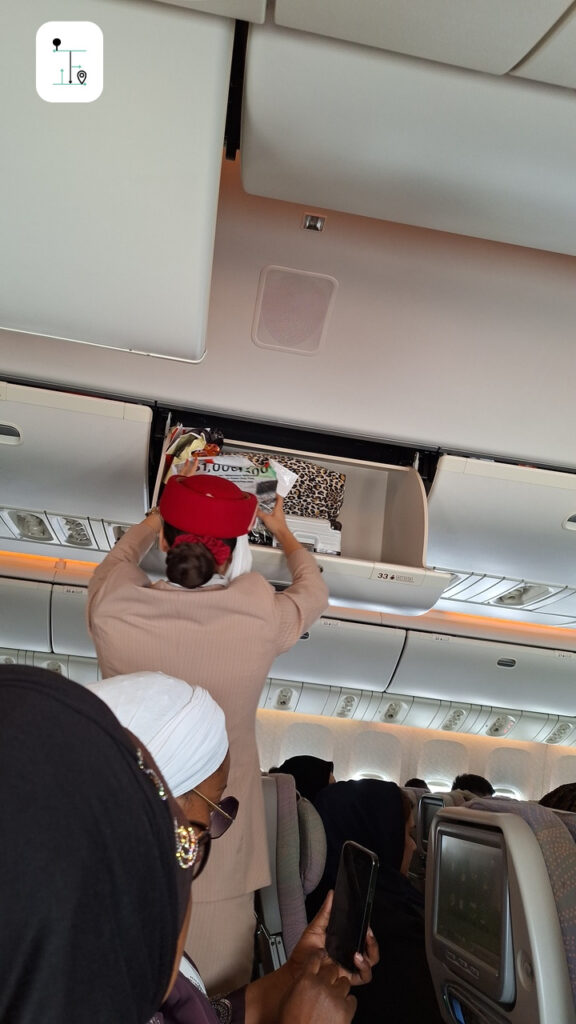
[0,550,99,570]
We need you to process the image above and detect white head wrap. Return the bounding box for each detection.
[87,672,229,797]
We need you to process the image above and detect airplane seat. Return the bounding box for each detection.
[551,807,576,844]
[410,790,479,893]
[425,798,576,1024]
[254,772,327,974]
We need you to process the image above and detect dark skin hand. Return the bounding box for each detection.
[288,890,379,985]
[279,955,357,1024]
[244,892,379,1024]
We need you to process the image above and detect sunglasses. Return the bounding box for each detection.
[191,789,239,839]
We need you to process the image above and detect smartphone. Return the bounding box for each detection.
[325,840,379,973]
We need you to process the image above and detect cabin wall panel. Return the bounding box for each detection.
[258,709,571,801]
[415,738,468,790]
[543,752,576,795]
[485,746,541,799]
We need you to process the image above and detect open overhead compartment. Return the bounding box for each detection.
[224,440,452,615]
[427,456,576,589]
[387,630,576,718]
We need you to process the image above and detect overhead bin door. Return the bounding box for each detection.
[51,585,96,658]
[274,0,573,75]
[0,382,151,528]
[0,0,233,360]
[269,618,405,691]
[0,579,51,651]
[427,456,576,589]
[242,22,576,256]
[388,631,576,717]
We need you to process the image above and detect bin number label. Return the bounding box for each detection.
[372,569,418,585]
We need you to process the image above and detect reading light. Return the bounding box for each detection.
[4,510,54,542]
[494,584,552,607]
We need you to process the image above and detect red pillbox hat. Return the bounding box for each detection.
[159,475,258,538]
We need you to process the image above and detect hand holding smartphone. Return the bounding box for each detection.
[325,840,379,973]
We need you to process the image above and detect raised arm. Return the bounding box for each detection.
[87,512,161,611]
[258,497,330,651]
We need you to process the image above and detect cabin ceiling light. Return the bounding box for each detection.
[2,509,54,542]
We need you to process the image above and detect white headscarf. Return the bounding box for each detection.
[87,672,229,797]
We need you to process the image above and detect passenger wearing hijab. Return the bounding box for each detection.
[307,780,444,1024]
[87,479,328,992]
[90,672,376,1024]
[270,755,335,802]
[0,665,194,1024]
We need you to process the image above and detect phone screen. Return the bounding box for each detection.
[325,840,379,973]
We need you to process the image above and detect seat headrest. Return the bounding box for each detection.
[297,797,327,895]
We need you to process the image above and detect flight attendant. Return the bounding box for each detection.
[87,473,329,994]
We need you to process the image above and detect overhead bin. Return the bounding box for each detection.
[274,0,572,75]
[0,382,151,556]
[1,0,233,360]
[427,456,576,589]
[512,9,576,90]
[242,22,576,256]
[51,585,96,658]
[225,442,452,615]
[268,618,405,690]
[387,630,576,718]
[147,0,266,19]
[0,579,51,651]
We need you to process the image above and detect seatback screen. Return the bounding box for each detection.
[436,834,502,971]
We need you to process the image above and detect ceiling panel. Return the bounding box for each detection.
[274,0,573,75]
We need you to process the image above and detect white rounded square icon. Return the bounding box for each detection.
[36,22,103,102]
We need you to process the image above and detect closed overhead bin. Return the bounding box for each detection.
[0,579,52,651]
[269,618,406,691]
[388,631,576,718]
[0,381,151,558]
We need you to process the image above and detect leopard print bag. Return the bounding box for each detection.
[234,451,346,524]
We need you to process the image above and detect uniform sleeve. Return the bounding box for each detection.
[273,548,329,654]
[86,520,157,626]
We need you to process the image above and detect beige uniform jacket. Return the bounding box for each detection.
[87,520,329,899]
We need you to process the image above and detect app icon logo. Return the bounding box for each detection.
[36,22,103,103]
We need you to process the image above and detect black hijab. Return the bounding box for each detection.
[0,666,186,1024]
[309,780,443,1024]
[270,755,334,802]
